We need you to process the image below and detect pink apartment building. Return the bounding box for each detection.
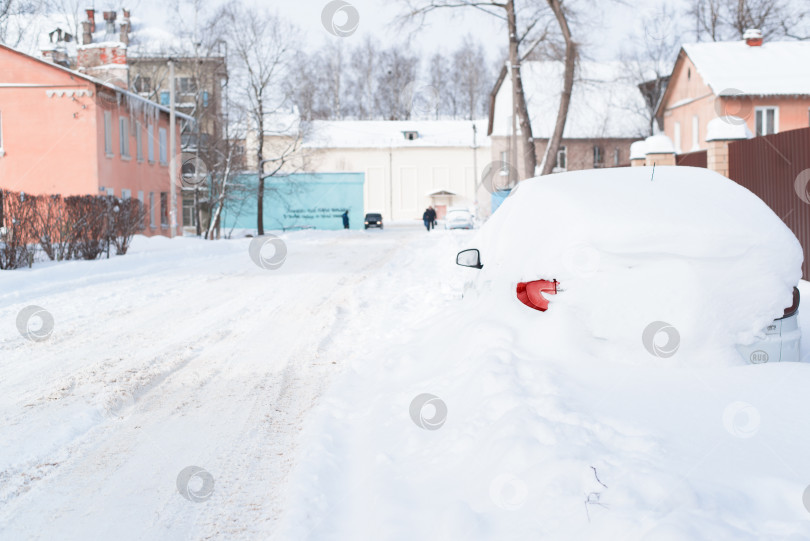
[656,32,810,153]
[0,43,191,236]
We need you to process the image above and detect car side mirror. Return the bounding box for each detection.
[456,248,483,269]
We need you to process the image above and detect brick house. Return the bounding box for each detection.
[655,31,810,154]
[19,8,228,229]
[487,60,649,180]
[0,43,193,236]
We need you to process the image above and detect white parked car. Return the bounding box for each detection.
[444,209,474,230]
[455,166,802,365]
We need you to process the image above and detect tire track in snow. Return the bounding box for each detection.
[0,229,422,540]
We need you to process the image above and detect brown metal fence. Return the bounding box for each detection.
[676,150,707,168]
[728,127,810,279]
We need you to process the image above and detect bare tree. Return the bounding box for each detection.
[110,197,147,255]
[321,40,346,120]
[451,34,490,120]
[1,0,44,46]
[376,47,420,119]
[205,143,240,240]
[538,0,576,176]
[287,50,321,120]
[621,5,681,135]
[398,0,555,178]
[219,2,300,235]
[347,37,379,119]
[428,52,451,118]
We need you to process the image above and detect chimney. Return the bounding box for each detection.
[85,9,95,32]
[42,28,71,66]
[103,11,117,36]
[119,9,131,45]
[81,21,92,44]
[744,28,763,46]
[82,8,94,44]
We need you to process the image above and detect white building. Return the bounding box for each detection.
[301,120,491,221]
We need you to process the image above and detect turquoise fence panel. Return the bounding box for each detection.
[491,189,511,214]
[222,172,365,231]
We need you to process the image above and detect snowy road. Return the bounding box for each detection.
[0,223,468,540]
[5,221,810,540]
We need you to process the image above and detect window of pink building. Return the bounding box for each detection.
[147,124,155,163]
[104,111,113,156]
[119,117,130,158]
[136,122,143,161]
[159,128,167,165]
[755,107,778,135]
[160,192,168,227]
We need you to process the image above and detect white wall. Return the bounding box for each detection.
[306,145,491,221]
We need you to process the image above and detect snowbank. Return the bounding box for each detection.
[706,117,754,141]
[629,140,647,160]
[277,208,810,539]
[643,134,675,154]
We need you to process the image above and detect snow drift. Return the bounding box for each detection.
[469,166,803,366]
[278,169,810,541]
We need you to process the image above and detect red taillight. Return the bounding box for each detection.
[516,279,559,312]
[779,286,800,320]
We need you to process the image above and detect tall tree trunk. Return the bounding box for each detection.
[256,102,265,236]
[506,0,536,179]
[540,0,576,176]
[208,148,233,240]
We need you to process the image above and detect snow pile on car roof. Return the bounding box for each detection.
[472,166,802,365]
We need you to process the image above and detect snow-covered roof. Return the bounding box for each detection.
[302,120,491,149]
[126,20,224,57]
[259,112,301,137]
[491,61,649,139]
[6,11,223,60]
[0,43,194,122]
[683,41,810,96]
[706,117,754,141]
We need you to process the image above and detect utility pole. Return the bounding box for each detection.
[511,62,518,181]
[472,123,478,204]
[169,59,177,238]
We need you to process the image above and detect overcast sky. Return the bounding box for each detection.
[127,0,689,63]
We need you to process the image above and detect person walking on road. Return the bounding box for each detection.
[428,207,436,229]
[342,210,350,229]
[422,208,432,232]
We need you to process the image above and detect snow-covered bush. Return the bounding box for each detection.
[64,195,112,260]
[0,190,37,269]
[0,190,148,269]
[110,197,147,255]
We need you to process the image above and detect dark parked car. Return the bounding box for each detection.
[364,213,383,229]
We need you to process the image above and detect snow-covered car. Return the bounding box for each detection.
[456,166,803,365]
[444,209,474,230]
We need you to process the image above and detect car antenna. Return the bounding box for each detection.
[650,163,656,182]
